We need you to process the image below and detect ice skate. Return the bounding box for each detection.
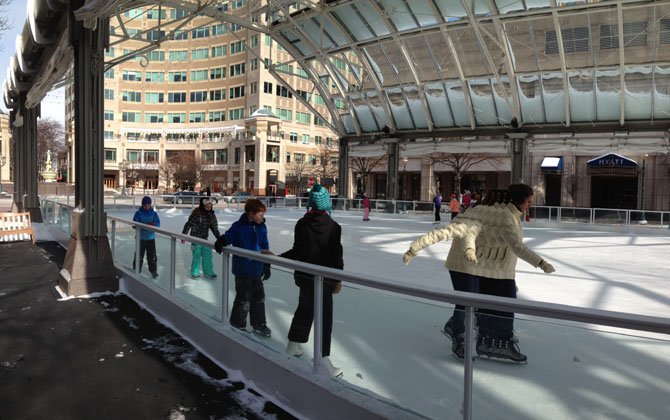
[286,341,303,357]
[319,356,343,377]
[252,324,272,338]
[476,335,527,364]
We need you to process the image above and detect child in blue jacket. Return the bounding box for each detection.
[133,196,160,278]
[215,199,273,337]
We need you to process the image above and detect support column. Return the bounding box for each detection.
[11,110,24,212]
[385,140,399,201]
[21,98,42,222]
[337,139,349,205]
[508,133,528,184]
[59,1,116,296]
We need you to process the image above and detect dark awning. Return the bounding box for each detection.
[540,157,563,171]
[587,153,637,168]
[587,153,638,176]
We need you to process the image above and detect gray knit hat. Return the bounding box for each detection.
[308,183,331,214]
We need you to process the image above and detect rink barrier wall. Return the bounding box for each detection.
[39,198,670,420]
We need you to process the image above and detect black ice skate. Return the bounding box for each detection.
[452,333,465,360]
[476,335,527,364]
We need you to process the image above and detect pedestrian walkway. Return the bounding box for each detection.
[0,240,294,420]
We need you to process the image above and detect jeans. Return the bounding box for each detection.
[447,271,480,336]
[477,277,517,339]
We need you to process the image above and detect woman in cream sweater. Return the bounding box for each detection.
[404,184,555,363]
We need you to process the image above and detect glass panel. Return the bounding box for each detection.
[568,70,596,122]
[624,67,653,120]
[472,314,670,419]
[595,68,620,120]
[333,5,374,42]
[542,73,566,123]
[469,79,497,125]
[380,0,418,32]
[446,81,472,126]
[653,66,670,120]
[174,240,222,321]
[518,75,546,124]
[425,82,456,127]
[111,221,136,269]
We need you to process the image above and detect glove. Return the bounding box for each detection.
[214,236,228,254]
[262,263,271,280]
[539,259,555,273]
[464,248,477,262]
[332,281,342,294]
[403,249,416,266]
[180,239,186,244]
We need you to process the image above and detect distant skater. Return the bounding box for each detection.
[433,192,442,224]
[362,192,371,221]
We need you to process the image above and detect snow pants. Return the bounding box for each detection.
[133,239,157,274]
[190,244,215,277]
[230,277,266,329]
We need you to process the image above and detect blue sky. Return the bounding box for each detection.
[0,1,65,123]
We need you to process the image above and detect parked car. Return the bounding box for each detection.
[223,191,252,203]
[162,191,202,204]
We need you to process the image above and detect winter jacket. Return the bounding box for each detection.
[133,207,160,241]
[362,197,371,209]
[182,208,221,240]
[433,195,442,208]
[449,198,461,213]
[408,203,544,279]
[280,210,344,287]
[223,213,270,278]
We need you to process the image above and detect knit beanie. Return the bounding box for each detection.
[308,183,332,214]
[141,196,152,206]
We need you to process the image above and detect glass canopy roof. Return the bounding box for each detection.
[8,0,670,140]
[266,0,670,137]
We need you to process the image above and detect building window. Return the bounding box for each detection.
[277,108,292,121]
[104,110,114,121]
[169,50,188,62]
[104,148,116,161]
[302,134,310,144]
[190,91,207,102]
[104,132,115,140]
[545,27,590,54]
[230,41,246,54]
[168,92,187,103]
[250,58,258,71]
[202,150,215,164]
[276,85,292,98]
[189,112,205,123]
[122,70,142,81]
[290,132,298,143]
[209,89,225,101]
[145,71,164,82]
[216,149,228,164]
[229,85,245,98]
[229,108,245,120]
[210,67,226,80]
[191,48,209,60]
[211,24,226,36]
[230,63,246,76]
[191,27,210,39]
[145,92,164,104]
[296,111,310,124]
[209,111,225,122]
[122,91,142,102]
[168,71,187,82]
[249,82,258,95]
[144,150,159,162]
[263,82,273,93]
[167,113,186,123]
[126,150,141,162]
[104,89,114,100]
[211,45,227,57]
[122,112,141,122]
[144,113,164,123]
[190,70,208,81]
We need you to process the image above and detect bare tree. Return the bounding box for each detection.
[284,158,312,196]
[167,150,198,191]
[350,154,386,195]
[118,160,139,195]
[311,145,339,190]
[429,153,500,195]
[158,158,178,193]
[0,1,13,45]
[36,118,66,171]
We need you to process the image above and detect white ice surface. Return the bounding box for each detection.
[95,206,670,419]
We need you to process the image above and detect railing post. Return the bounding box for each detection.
[222,252,230,326]
[110,219,116,260]
[135,223,141,276]
[463,306,475,420]
[169,237,176,296]
[313,275,324,374]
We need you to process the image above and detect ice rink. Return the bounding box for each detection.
[106,204,670,419]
